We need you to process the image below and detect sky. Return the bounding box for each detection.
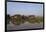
[7,2,43,16]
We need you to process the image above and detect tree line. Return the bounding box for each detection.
[7,14,43,25]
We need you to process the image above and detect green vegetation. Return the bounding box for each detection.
[28,16,43,23]
[15,16,22,25]
[7,14,43,25]
[7,14,11,24]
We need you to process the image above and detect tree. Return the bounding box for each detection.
[7,14,11,24]
[27,16,43,23]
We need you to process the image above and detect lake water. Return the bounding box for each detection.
[7,22,43,30]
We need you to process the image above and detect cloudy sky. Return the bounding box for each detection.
[7,2,43,16]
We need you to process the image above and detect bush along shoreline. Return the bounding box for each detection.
[7,14,43,25]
